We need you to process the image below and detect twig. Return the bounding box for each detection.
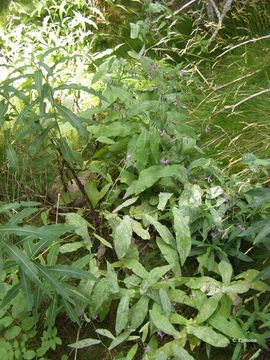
[74,326,81,360]
[216,34,270,59]
[208,0,233,44]
[173,0,197,16]
[56,193,60,224]
[224,88,270,112]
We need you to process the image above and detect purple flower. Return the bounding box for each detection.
[205,126,211,133]
[162,275,169,281]
[157,330,164,339]
[210,231,216,238]
[206,176,212,183]
[218,227,225,234]
[171,301,177,308]
[151,64,158,71]
[238,225,246,232]
[92,315,99,320]
[160,159,169,165]
[145,346,151,353]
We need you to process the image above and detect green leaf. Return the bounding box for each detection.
[0,100,8,126]
[22,350,36,360]
[208,313,245,339]
[65,212,93,244]
[113,197,138,213]
[188,325,229,347]
[1,241,41,284]
[0,284,21,310]
[158,193,173,211]
[20,270,33,311]
[126,344,138,360]
[6,144,19,171]
[113,216,133,259]
[254,223,270,244]
[195,294,221,324]
[134,129,149,172]
[55,84,106,102]
[107,262,119,294]
[93,233,112,248]
[218,261,233,286]
[159,288,172,316]
[55,104,88,137]
[46,265,96,281]
[130,296,149,329]
[122,258,148,279]
[131,219,150,240]
[108,330,132,350]
[144,214,175,247]
[96,328,115,340]
[149,305,180,338]
[5,325,21,340]
[135,165,186,195]
[69,338,101,349]
[156,237,181,276]
[115,295,130,335]
[172,207,191,266]
[148,265,172,286]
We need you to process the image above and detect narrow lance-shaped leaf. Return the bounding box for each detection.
[113,216,132,259]
[55,104,88,138]
[115,295,130,335]
[172,207,191,266]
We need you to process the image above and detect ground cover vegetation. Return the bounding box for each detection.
[0,0,270,359]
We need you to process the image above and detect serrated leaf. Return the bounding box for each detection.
[114,216,133,259]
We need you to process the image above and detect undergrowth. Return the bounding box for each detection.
[0,1,270,360]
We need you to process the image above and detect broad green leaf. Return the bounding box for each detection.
[158,193,173,211]
[5,325,21,340]
[195,294,221,324]
[149,305,180,338]
[207,186,224,199]
[254,223,270,244]
[188,325,229,347]
[130,296,149,329]
[170,313,188,325]
[91,278,110,313]
[223,281,250,295]
[107,262,119,294]
[148,265,172,286]
[122,258,148,279]
[134,129,149,172]
[218,261,233,286]
[69,338,101,349]
[159,288,172,316]
[172,207,191,266]
[156,237,181,277]
[65,212,93,244]
[144,214,175,247]
[208,313,245,338]
[135,165,186,195]
[114,216,133,259]
[115,295,130,335]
